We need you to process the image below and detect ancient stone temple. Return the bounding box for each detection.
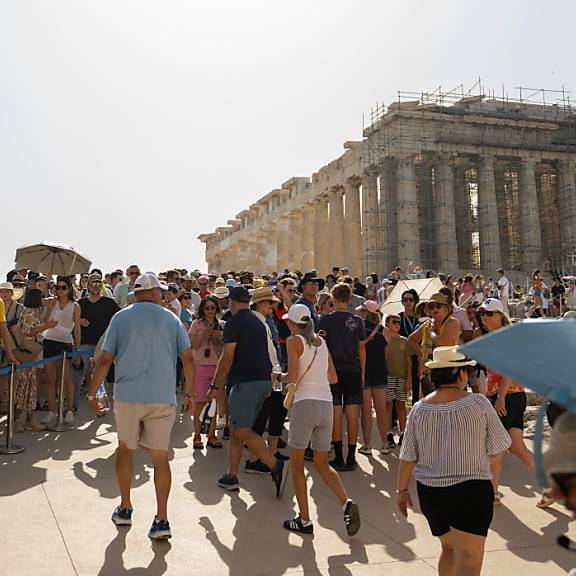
[200,86,576,278]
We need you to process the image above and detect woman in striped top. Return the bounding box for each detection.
[397,346,511,576]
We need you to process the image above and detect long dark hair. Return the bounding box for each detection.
[56,276,75,301]
[198,295,220,329]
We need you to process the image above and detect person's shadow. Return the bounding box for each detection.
[97,528,171,576]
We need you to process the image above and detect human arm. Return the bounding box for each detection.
[358,340,366,386]
[327,351,337,384]
[405,346,412,392]
[205,342,235,401]
[407,324,423,356]
[396,460,417,518]
[180,347,196,414]
[494,376,512,416]
[434,317,460,347]
[72,303,82,365]
[88,351,114,415]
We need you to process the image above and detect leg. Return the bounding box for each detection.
[451,528,486,576]
[313,450,348,505]
[396,401,407,432]
[437,531,456,576]
[344,404,359,447]
[194,402,204,437]
[385,399,394,434]
[227,425,245,476]
[116,441,134,509]
[371,388,388,445]
[332,405,343,442]
[290,448,310,521]
[44,362,57,412]
[234,427,276,470]
[360,388,373,446]
[148,449,171,521]
[508,428,535,472]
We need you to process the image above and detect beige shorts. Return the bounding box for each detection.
[113,401,176,451]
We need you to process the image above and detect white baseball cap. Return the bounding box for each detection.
[479,298,504,313]
[131,272,168,293]
[282,303,312,324]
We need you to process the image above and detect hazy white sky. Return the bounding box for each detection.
[1,0,574,276]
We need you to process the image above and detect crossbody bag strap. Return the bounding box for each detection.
[293,341,319,391]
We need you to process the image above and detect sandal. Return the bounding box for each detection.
[193,434,203,450]
[536,490,556,508]
[207,436,223,449]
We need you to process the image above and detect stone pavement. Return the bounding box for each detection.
[1,407,575,576]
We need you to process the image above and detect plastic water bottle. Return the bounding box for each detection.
[96,382,110,413]
[272,362,283,392]
[200,399,217,434]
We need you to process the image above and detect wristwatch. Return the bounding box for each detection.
[86,394,97,401]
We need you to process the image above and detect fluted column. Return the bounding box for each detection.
[520,158,542,271]
[288,209,302,271]
[559,160,576,255]
[300,204,315,271]
[344,177,362,277]
[396,156,421,268]
[378,158,395,275]
[276,217,290,271]
[313,197,329,275]
[265,223,278,272]
[328,188,345,269]
[361,170,380,275]
[435,156,459,272]
[477,155,501,270]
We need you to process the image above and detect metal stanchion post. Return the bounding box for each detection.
[49,352,71,432]
[0,365,25,454]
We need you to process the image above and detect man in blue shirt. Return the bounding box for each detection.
[206,286,288,496]
[89,272,195,540]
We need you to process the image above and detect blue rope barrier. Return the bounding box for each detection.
[0,351,80,376]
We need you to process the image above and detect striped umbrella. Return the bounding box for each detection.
[15,241,92,276]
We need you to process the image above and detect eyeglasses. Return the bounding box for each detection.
[479,310,496,317]
[56,285,68,291]
[428,302,445,310]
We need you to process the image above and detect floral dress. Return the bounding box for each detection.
[14,307,42,413]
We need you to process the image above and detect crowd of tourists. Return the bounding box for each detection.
[1,263,575,576]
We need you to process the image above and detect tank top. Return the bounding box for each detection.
[44,301,75,344]
[294,335,333,404]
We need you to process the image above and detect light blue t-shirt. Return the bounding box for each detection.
[103,302,190,404]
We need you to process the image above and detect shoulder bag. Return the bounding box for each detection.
[283,341,319,411]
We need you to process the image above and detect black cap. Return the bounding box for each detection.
[229,286,251,303]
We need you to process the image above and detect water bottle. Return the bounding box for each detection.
[272,362,283,392]
[96,382,110,413]
[200,399,216,434]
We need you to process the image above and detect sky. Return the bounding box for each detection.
[1,0,574,276]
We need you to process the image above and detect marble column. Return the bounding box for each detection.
[378,158,395,275]
[435,156,459,272]
[313,196,329,275]
[396,156,421,268]
[477,155,502,270]
[235,240,248,272]
[276,217,290,271]
[288,209,302,271]
[300,204,315,271]
[344,177,362,276]
[328,187,345,270]
[559,160,576,254]
[519,158,542,271]
[361,170,380,275]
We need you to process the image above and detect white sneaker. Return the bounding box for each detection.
[42,411,56,426]
[64,410,74,425]
[380,444,391,455]
[358,445,372,455]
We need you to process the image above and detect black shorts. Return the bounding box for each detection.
[489,391,526,430]
[253,390,287,437]
[364,376,388,389]
[43,339,73,360]
[330,371,362,406]
[417,480,494,537]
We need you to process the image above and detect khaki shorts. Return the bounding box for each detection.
[113,401,176,451]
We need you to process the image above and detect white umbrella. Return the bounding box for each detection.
[15,241,92,276]
[381,277,444,315]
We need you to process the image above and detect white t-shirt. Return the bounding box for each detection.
[498,276,509,298]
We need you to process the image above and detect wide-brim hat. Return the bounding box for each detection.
[425,346,476,369]
[543,412,576,483]
[0,282,23,301]
[298,273,325,293]
[213,286,230,299]
[428,292,451,306]
[250,286,280,306]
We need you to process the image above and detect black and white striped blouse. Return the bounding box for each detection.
[399,394,511,488]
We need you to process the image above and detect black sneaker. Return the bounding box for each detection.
[344,500,361,536]
[148,518,172,540]
[218,472,240,491]
[222,427,230,440]
[275,451,290,462]
[398,432,404,447]
[329,458,348,472]
[111,505,133,526]
[271,459,289,498]
[245,459,271,474]
[387,432,396,449]
[277,438,287,449]
[283,515,313,534]
[304,447,314,461]
[345,460,357,472]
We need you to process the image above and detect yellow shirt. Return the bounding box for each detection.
[0,299,5,323]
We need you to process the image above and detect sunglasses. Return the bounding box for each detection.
[479,310,496,317]
[428,302,445,310]
[129,271,140,276]
[204,305,217,311]
[56,285,68,291]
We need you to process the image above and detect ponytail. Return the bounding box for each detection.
[300,316,315,347]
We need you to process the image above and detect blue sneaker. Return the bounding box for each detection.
[111,506,133,526]
[148,518,172,540]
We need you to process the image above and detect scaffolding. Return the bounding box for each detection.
[362,80,576,275]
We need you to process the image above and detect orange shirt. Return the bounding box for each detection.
[486,369,525,397]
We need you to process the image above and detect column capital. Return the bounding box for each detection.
[328,185,344,197]
[346,175,362,189]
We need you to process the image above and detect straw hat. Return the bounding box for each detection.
[424,346,476,370]
[213,286,230,299]
[250,286,280,306]
[0,281,23,301]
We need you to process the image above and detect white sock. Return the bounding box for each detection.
[300,517,312,526]
[343,498,353,512]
